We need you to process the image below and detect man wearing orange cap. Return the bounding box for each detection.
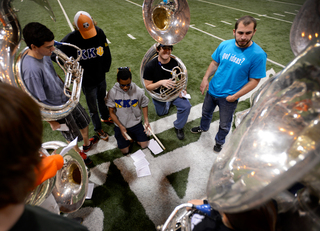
[56,11,112,142]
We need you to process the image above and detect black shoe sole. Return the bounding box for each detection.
[213,145,222,152]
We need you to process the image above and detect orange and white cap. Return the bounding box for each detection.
[74,11,97,39]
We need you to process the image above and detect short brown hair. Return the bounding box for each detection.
[0,83,43,208]
[235,15,257,30]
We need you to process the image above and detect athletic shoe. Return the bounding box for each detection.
[175,128,184,140]
[101,117,113,124]
[213,144,222,152]
[191,126,203,133]
[96,129,109,141]
[78,151,93,165]
[83,135,99,152]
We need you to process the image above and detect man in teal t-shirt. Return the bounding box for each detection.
[191,15,267,153]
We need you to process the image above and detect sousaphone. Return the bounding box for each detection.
[26,142,88,214]
[205,0,320,230]
[140,0,190,102]
[0,0,88,214]
[159,0,320,230]
[0,0,84,121]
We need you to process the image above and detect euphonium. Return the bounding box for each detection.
[140,0,190,102]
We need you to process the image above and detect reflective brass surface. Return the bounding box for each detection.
[207,42,320,214]
[142,0,190,45]
[290,0,320,56]
[0,0,84,121]
[52,148,88,213]
[140,43,188,102]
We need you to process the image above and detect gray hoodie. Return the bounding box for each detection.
[106,82,149,128]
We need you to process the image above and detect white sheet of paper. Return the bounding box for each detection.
[56,123,69,131]
[136,165,151,177]
[134,158,149,170]
[60,137,78,156]
[181,91,191,99]
[130,149,146,162]
[86,183,94,199]
[148,139,163,155]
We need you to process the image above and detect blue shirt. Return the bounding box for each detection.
[209,39,267,98]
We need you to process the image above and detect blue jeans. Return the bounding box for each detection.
[82,79,109,131]
[152,97,191,130]
[200,92,238,145]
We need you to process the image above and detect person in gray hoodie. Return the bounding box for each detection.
[106,67,150,154]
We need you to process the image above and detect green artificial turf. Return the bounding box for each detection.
[10,0,306,230]
[167,167,190,199]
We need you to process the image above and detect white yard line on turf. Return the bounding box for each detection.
[266,0,302,7]
[221,21,232,25]
[284,11,297,15]
[56,0,74,32]
[197,0,293,24]
[273,13,285,17]
[205,23,216,27]
[127,34,136,39]
[126,0,142,7]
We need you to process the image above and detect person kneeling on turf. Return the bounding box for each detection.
[106,67,150,154]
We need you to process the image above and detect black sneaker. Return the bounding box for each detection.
[79,151,93,166]
[83,135,99,152]
[191,126,203,134]
[84,157,93,166]
[213,144,222,152]
[175,128,184,140]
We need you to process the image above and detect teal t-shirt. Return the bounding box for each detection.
[209,39,267,98]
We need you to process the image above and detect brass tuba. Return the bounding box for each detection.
[206,0,320,230]
[26,141,89,214]
[0,0,84,121]
[15,44,84,121]
[1,0,88,214]
[140,0,190,102]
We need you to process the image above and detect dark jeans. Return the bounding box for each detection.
[82,79,109,131]
[152,97,191,130]
[200,92,238,145]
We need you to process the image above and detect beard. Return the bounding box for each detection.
[235,35,253,48]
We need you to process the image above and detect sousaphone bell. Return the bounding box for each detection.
[140,0,190,102]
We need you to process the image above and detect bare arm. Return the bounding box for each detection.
[109,107,128,140]
[141,106,150,132]
[144,79,176,91]
[200,60,219,95]
[226,78,261,102]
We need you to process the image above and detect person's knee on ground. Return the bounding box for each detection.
[153,100,170,116]
[138,140,149,149]
[120,146,130,154]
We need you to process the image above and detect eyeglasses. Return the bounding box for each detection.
[120,83,131,88]
[117,67,130,72]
